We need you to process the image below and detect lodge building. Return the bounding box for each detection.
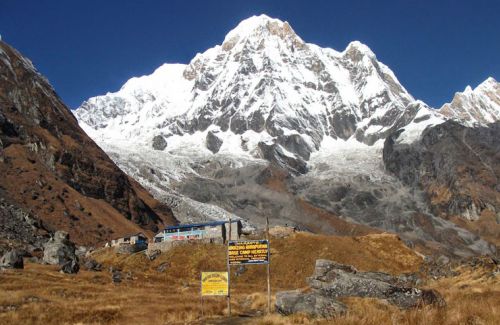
[107,232,148,247]
[149,220,242,251]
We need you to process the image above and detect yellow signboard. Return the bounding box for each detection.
[201,272,228,296]
[228,240,269,265]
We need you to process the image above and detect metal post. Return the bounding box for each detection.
[227,217,232,317]
[266,217,271,314]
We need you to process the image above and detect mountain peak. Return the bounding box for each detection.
[342,40,377,64]
[222,15,303,51]
[440,77,500,125]
[476,76,497,92]
[345,41,374,55]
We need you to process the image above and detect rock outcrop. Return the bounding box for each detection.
[276,259,445,318]
[206,131,223,153]
[276,290,347,318]
[308,260,444,308]
[60,258,80,274]
[83,259,103,272]
[42,231,79,273]
[0,249,24,269]
[384,121,500,248]
[0,197,49,254]
[258,141,307,175]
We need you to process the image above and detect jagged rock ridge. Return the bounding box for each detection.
[440,77,500,125]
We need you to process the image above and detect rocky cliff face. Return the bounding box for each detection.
[0,41,177,246]
[384,121,500,246]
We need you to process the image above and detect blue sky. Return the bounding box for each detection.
[1,0,498,109]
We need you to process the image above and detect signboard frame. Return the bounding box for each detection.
[228,239,270,265]
[201,271,229,296]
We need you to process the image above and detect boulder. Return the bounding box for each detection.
[83,259,102,272]
[43,231,79,273]
[276,290,346,318]
[307,259,445,309]
[60,259,79,274]
[276,259,445,319]
[0,249,24,269]
[112,270,122,284]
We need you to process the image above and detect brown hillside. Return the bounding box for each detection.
[0,41,176,246]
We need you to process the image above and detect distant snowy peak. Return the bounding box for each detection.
[440,77,500,125]
[221,14,305,52]
[75,15,426,170]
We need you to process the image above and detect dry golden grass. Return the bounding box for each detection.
[255,262,500,325]
[0,263,227,325]
[0,232,498,324]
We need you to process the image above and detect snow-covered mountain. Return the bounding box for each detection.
[75,15,428,170]
[440,77,500,125]
[73,15,500,256]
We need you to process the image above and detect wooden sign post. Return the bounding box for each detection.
[266,217,271,314]
[227,226,271,316]
[227,217,232,317]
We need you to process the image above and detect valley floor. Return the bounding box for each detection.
[0,233,498,324]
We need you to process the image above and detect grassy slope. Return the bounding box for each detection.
[0,232,498,324]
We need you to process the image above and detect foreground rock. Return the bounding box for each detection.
[276,259,445,318]
[43,231,79,273]
[83,259,102,272]
[309,260,444,309]
[0,250,24,269]
[60,259,79,274]
[276,290,347,318]
[111,270,122,284]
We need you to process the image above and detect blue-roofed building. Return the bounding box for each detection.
[152,220,241,246]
